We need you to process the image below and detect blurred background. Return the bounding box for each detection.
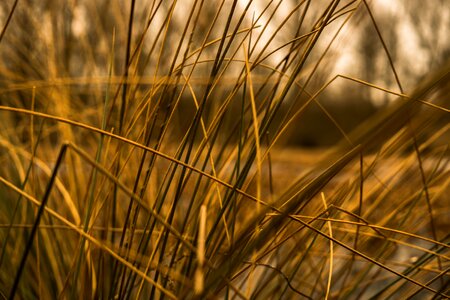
[0,0,449,148]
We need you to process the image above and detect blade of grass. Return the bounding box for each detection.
[9,142,68,299]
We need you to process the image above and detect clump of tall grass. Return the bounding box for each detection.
[0,0,449,299]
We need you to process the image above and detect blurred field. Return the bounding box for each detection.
[0,0,449,299]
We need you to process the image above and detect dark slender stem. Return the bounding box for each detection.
[0,0,19,44]
[9,143,68,299]
[119,0,136,133]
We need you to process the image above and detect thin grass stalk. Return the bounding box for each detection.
[8,143,68,299]
[0,0,19,44]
